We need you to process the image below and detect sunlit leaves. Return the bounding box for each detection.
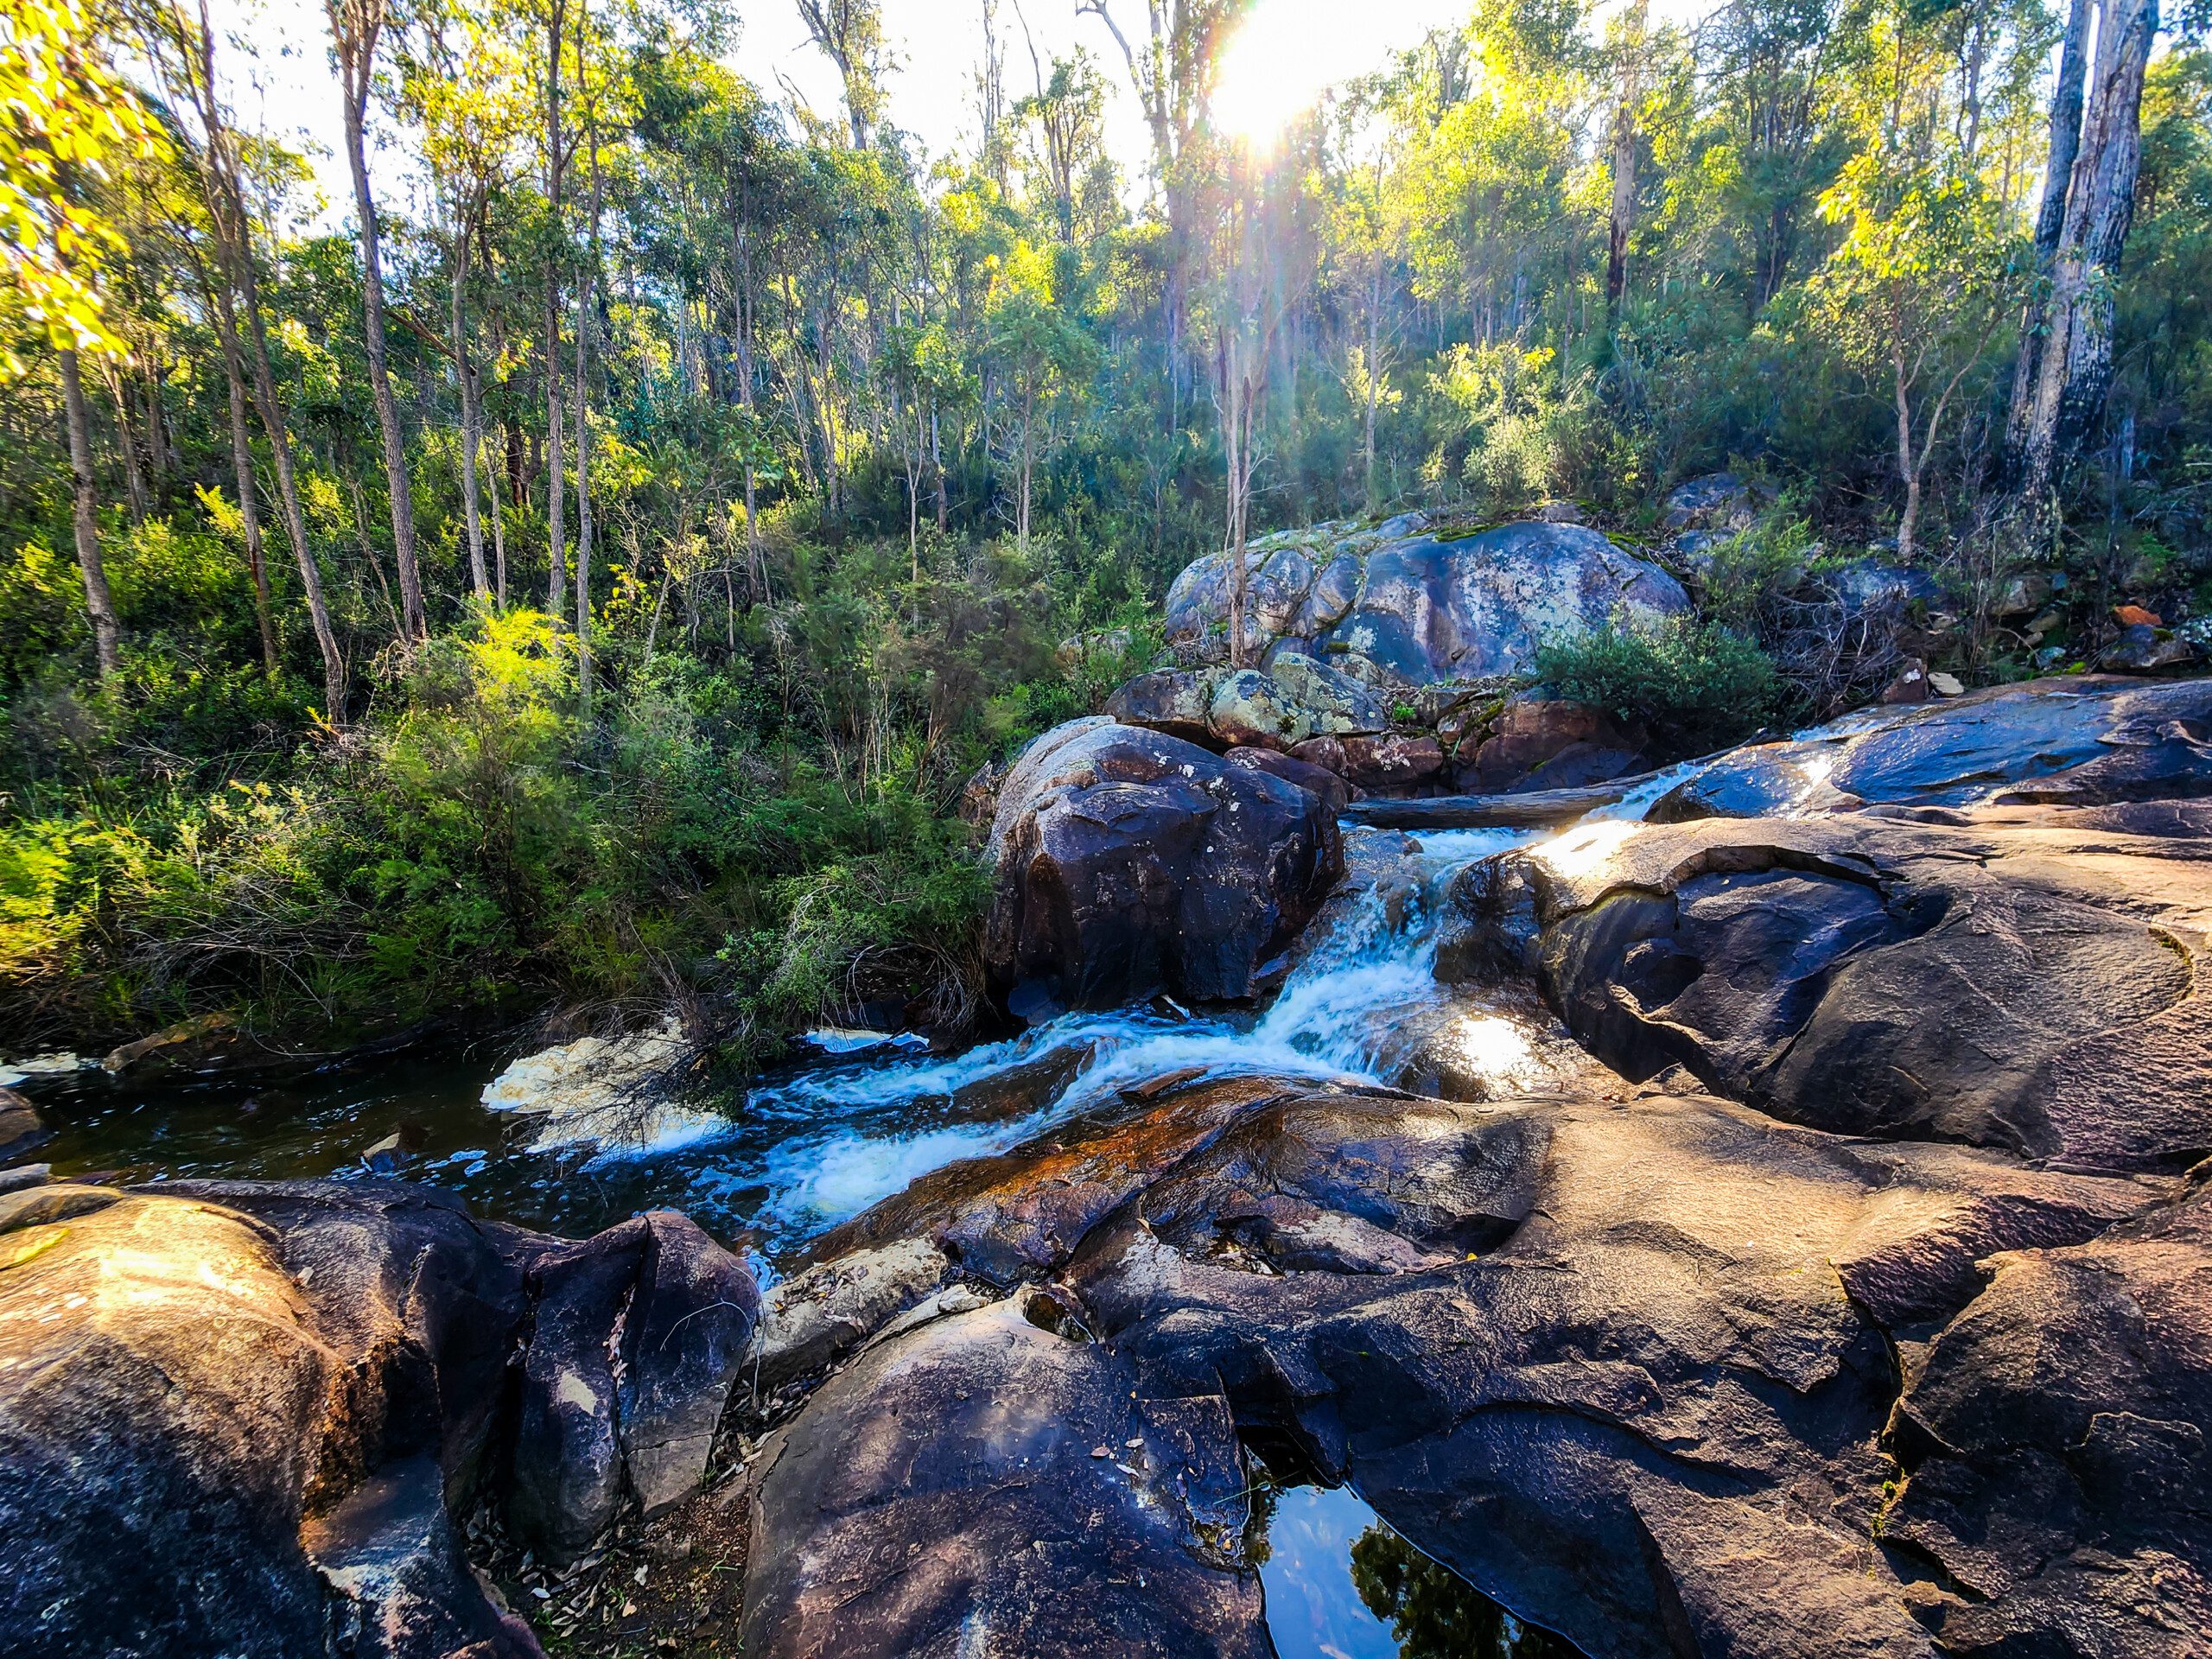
[0,0,169,367]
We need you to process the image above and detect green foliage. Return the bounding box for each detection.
[1535,616,1790,756]
[0,555,1096,1052]
[3,0,2208,1063]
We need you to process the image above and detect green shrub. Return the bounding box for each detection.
[1535,617,1790,758]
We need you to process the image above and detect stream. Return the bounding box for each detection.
[14,791,1696,1657]
[24,823,1570,1260]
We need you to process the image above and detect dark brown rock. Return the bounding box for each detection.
[763,1065,2163,1659]
[1516,810,2212,1173]
[1880,658,1933,703]
[507,1211,761,1557]
[1884,1181,2212,1656]
[0,1086,41,1164]
[739,1295,1269,1659]
[2101,622,2202,672]
[0,1185,551,1659]
[618,1211,762,1518]
[814,1074,1296,1285]
[0,1178,757,1653]
[1458,691,1646,793]
[1649,674,2212,820]
[1071,1088,2164,1659]
[984,720,1343,1013]
[306,1456,543,1659]
[1225,745,1354,816]
[1338,732,1445,791]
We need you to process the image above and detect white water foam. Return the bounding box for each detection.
[744,825,1539,1238]
[507,796,1669,1250]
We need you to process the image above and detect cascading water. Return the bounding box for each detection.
[638,825,1547,1255]
[29,787,1679,1262]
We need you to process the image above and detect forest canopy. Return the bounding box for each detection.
[1,0,2206,1057]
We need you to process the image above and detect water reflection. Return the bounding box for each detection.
[1259,1484,1580,1659]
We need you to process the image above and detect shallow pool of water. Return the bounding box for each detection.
[1261,1484,1580,1659]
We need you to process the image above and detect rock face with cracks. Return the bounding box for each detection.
[0,1178,759,1657]
[734,1070,2193,1659]
[740,1294,1270,1659]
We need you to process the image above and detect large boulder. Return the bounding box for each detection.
[0,1179,760,1656]
[0,1183,543,1659]
[506,1208,761,1559]
[1162,519,1689,685]
[1486,809,2212,1173]
[984,719,1344,1014]
[1651,674,2212,820]
[745,1066,2171,1659]
[1453,689,1647,793]
[740,1294,1269,1659]
[1224,745,1354,817]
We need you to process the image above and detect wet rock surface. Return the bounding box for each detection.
[0,1179,759,1656]
[15,671,2212,1659]
[1650,674,2212,820]
[983,718,1343,1014]
[734,677,2212,1659]
[1884,1178,2212,1655]
[733,1069,2180,1659]
[1499,808,2212,1173]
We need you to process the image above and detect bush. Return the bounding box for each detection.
[1535,617,1791,758]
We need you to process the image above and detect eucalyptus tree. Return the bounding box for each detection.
[327,0,428,639]
[2011,0,2164,495]
[404,0,531,607]
[135,0,348,715]
[0,0,170,679]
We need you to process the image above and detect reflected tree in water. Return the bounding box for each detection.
[1351,1526,1582,1659]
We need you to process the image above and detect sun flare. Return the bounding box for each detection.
[1210,0,1370,148]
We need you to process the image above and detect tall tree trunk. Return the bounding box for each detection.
[60,349,121,682]
[1605,0,1647,327]
[170,1,346,715]
[932,406,948,533]
[732,210,766,599]
[212,299,279,672]
[1019,380,1033,553]
[1892,343,1922,564]
[1220,329,1254,671]
[573,92,602,703]
[332,0,426,639]
[451,207,490,603]
[544,0,568,618]
[1363,261,1382,511]
[242,287,346,718]
[2003,0,2091,476]
[103,359,150,525]
[2018,0,2157,498]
